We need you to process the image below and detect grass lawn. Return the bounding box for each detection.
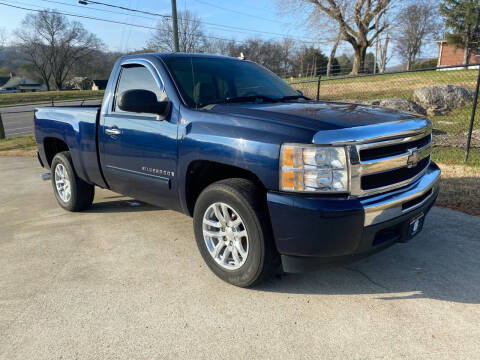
[0,90,104,107]
[431,147,480,166]
[437,163,480,216]
[0,134,37,156]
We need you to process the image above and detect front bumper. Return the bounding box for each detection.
[267,162,440,272]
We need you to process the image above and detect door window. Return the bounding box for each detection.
[114,65,164,112]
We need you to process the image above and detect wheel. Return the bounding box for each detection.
[50,151,94,212]
[193,178,279,287]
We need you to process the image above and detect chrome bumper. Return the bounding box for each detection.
[361,163,440,226]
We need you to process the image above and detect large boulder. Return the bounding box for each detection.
[361,98,427,115]
[413,85,474,116]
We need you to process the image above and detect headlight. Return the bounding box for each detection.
[280,144,349,193]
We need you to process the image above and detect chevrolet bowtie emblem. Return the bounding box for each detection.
[406,147,421,168]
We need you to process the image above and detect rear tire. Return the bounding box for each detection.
[51,151,94,212]
[193,178,279,287]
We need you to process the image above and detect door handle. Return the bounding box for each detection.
[105,127,122,136]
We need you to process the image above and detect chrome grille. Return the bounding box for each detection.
[349,132,432,197]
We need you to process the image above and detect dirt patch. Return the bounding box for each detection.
[433,129,480,148]
[0,148,37,157]
[436,164,480,216]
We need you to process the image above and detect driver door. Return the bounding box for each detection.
[100,62,178,208]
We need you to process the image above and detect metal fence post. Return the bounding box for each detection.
[465,66,480,162]
[0,113,5,139]
[316,75,322,101]
[51,97,54,107]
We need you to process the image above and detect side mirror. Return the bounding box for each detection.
[296,90,304,96]
[118,89,170,117]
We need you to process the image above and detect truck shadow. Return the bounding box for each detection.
[257,207,480,304]
[85,199,162,213]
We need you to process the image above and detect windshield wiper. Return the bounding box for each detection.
[278,95,310,102]
[200,95,278,107]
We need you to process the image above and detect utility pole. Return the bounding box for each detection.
[171,0,180,52]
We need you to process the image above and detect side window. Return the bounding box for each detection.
[114,64,163,112]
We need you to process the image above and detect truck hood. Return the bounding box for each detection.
[209,101,419,131]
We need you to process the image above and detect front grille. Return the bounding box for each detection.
[351,130,432,197]
[361,156,430,190]
[359,134,431,161]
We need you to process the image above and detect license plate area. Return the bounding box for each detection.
[408,212,425,238]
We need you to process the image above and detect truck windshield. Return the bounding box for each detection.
[163,56,302,108]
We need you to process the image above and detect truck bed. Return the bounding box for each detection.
[34,106,107,188]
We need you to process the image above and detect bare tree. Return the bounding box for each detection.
[394,1,440,70]
[148,10,206,53]
[377,34,391,72]
[326,28,342,76]
[0,27,7,49]
[279,0,393,74]
[16,10,102,90]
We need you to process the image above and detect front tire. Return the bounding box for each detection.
[51,151,94,212]
[193,178,279,287]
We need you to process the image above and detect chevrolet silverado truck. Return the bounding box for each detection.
[34,53,440,287]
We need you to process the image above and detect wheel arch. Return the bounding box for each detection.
[183,160,267,217]
[43,137,70,167]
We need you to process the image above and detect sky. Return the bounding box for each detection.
[0,0,440,67]
[0,0,353,52]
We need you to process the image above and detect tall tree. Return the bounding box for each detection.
[279,0,393,74]
[377,34,390,72]
[326,28,342,76]
[440,0,480,65]
[0,27,6,49]
[395,0,441,70]
[147,10,206,53]
[16,10,102,90]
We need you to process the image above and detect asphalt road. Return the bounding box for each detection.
[1,156,479,359]
[0,99,101,138]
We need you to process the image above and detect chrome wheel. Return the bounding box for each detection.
[54,163,71,203]
[203,202,249,270]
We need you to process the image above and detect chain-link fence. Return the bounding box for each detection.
[289,64,480,162]
[0,97,102,139]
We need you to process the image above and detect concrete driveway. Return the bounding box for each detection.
[1,156,479,359]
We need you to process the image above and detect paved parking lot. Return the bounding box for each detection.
[1,156,479,359]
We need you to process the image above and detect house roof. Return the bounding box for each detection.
[1,76,41,89]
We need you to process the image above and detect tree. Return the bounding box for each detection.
[336,53,353,74]
[440,0,480,65]
[327,28,342,76]
[377,35,390,72]
[280,0,393,74]
[0,27,6,49]
[148,10,206,53]
[394,1,440,70]
[16,10,102,90]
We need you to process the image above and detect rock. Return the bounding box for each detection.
[362,97,427,115]
[413,85,474,114]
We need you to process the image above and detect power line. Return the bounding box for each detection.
[77,0,322,43]
[0,1,243,44]
[2,0,335,47]
[39,0,159,22]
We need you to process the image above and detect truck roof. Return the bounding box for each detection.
[119,52,242,62]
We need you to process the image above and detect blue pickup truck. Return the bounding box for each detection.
[34,53,440,287]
